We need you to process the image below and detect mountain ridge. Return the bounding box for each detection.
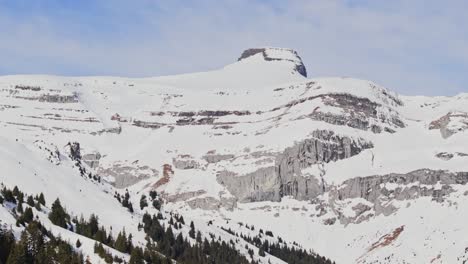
[0,48,467,263]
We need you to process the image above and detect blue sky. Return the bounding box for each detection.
[0,0,467,96]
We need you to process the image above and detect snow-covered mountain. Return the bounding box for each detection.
[1,47,468,263]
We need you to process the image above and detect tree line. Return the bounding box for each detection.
[1,183,335,264]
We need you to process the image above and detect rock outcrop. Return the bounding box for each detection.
[336,169,467,203]
[321,169,468,224]
[98,163,158,188]
[82,152,101,169]
[305,93,404,133]
[218,130,373,202]
[238,47,308,77]
[429,111,468,138]
[172,156,200,170]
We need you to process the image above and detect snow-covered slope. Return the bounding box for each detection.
[1,47,468,263]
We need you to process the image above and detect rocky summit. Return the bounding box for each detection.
[1,48,468,263]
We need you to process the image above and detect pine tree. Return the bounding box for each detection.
[0,227,15,263]
[1,188,15,203]
[129,247,145,264]
[140,195,148,210]
[157,212,163,219]
[16,192,24,205]
[27,196,35,207]
[26,221,45,259]
[12,186,20,197]
[127,233,133,253]
[16,200,24,214]
[76,239,82,248]
[88,214,99,237]
[122,190,130,207]
[248,248,254,258]
[189,221,195,239]
[114,230,128,253]
[149,190,157,200]
[6,232,31,264]
[153,199,161,210]
[37,193,46,206]
[48,198,69,228]
[18,207,34,225]
[34,201,41,211]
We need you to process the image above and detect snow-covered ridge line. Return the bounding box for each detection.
[1,47,468,263]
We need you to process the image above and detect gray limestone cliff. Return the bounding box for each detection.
[217,130,373,202]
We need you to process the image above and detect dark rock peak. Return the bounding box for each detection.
[237,47,308,77]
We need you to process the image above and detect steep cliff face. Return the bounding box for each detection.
[336,169,466,203]
[311,169,468,225]
[218,130,373,202]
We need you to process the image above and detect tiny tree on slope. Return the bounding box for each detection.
[48,198,69,228]
[189,221,196,239]
[139,195,148,210]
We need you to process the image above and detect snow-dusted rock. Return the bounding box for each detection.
[2,48,468,264]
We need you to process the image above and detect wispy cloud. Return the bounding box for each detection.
[0,0,467,95]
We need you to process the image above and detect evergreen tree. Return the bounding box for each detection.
[0,189,87,264]
[76,239,82,248]
[0,227,15,263]
[34,201,41,211]
[189,221,195,239]
[129,247,145,264]
[18,207,34,225]
[157,212,163,220]
[152,199,161,210]
[259,247,266,257]
[26,196,35,207]
[140,195,148,210]
[24,222,44,260]
[6,229,34,264]
[248,248,254,258]
[149,190,157,200]
[127,233,134,253]
[5,239,29,264]
[122,190,130,207]
[16,192,24,205]
[48,198,69,228]
[2,188,16,203]
[12,186,20,197]
[88,214,99,237]
[37,193,46,206]
[16,201,23,214]
[114,230,128,253]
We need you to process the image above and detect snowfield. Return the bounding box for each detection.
[1,47,468,263]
